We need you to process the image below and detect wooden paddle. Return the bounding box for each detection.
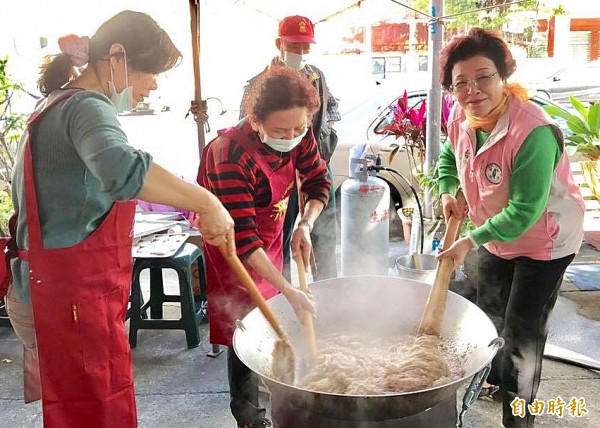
[218,244,295,384]
[295,173,318,274]
[418,192,467,336]
[296,253,318,360]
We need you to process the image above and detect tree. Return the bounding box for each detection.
[411,0,538,31]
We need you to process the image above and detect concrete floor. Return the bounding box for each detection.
[1,243,599,428]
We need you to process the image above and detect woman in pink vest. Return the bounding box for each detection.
[198,67,329,428]
[5,11,234,428]
[436,28,584,427]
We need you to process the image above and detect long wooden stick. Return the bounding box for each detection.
[218,244,288,341]
[296,173,318,273]
[218,244,295,384]
[418,192,467,336]
[296,253,318,359]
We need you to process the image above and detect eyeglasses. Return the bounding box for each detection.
[451,72,499,95]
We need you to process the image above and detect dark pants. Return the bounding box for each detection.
[228,347,264,426]
[477,247,575,428]
[283,165,337,282]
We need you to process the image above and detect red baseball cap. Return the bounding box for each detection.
[278,15,316,44]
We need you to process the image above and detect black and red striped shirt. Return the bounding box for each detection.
[198,120,331,258]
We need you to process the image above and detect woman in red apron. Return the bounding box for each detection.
[5,11,234,428]
[198,67,331,428]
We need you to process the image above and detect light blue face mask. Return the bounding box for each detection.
[261,127,307,152]
[282,51,307,70]
[108,49,134,114]
[108,82,134,114]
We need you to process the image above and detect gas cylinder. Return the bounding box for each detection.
[341,158,390,276]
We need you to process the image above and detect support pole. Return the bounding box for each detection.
[424,0,444,219]
[189,0,206,160]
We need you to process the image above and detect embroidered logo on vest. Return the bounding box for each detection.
[272,198,289,221]
[272,181,294,221]
[485,163,502,184]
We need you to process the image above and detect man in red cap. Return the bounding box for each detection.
[276,15,316,67]
[240,14,341,285]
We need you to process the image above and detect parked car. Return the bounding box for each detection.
[522,60,600,106]
[330,89,575,238]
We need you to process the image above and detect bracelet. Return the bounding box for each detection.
[298,219,313,233]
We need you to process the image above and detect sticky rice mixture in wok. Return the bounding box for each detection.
[298,333,465,394]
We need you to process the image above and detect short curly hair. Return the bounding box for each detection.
[244,66,320,124]
[439,28,516,91]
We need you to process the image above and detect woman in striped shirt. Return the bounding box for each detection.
[197,66,331,428]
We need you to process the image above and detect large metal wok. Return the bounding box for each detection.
[233,276,502,421]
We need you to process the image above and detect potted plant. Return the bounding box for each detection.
[543,96,600,199]
[544,95,600,249]
[544,95,600,161]
[382,91,455,239]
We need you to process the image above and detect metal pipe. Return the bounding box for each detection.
[424,0,444,219]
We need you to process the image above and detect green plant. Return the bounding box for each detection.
[543,95,600,160]
[417,164,440,197]
[552,4,567,15]
[0,190,12,236]
[416,162,443,215]
[417,164,476,236]
[460,217,476,238]
[1,56,26,186]
[0,56,24,236]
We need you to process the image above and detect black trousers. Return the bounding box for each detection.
[228,347,264,426]
[477,247,574,428]
[283,165,337,282]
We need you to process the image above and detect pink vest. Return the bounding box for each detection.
[447,96,584,260]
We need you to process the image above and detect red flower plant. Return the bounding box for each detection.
[382,91,455,171]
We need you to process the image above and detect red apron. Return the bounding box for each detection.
[199,126,296,347]
[19,90,137,427]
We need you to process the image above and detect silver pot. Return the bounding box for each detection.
[395,254,436,284]
[233,276,502,421]
[395,254,457,284]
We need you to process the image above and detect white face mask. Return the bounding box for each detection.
[108,48,135,114]
[282,51,307,70]
[261,127,307,153]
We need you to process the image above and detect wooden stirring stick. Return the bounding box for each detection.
[218,244,295,384]
[418,192,467,336]
[296,252,318,359]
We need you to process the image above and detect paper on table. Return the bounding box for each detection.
[135,211,183,222]
[168,225,183,234]
[133,220,178,239]
[132,233,189,258]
